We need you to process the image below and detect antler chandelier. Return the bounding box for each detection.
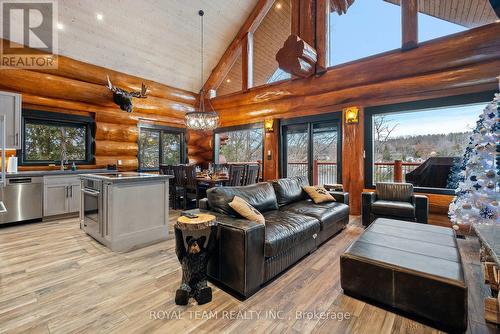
[185,10,219,131]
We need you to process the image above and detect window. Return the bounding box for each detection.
[328,0,401,66]
[417,0,496,43]
[216,53,243,96]
[214,125,264,164]
[281,113,342,185]
[138,125,185,171]
[365,92,495,193]
[22,110,93,165]
[253,0,292,86]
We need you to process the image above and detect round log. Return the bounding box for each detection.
[95,141,138,156]
[95,122,138,142]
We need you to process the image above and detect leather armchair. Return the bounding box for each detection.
[362,182,428,226]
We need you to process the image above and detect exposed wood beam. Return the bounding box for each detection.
[202,0,275,95]
[330,0,354,14]
[402,0,418,50]
[242,32,254,90]
[291,0,300,35]
[299,0,316,47]
[315,0,330,72]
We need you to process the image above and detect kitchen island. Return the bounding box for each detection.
[80,172,172,252]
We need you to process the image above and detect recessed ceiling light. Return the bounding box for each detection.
[276,3,282,9]
[96,13,103,21]
[226,79,231,83]
[57,22,64,30]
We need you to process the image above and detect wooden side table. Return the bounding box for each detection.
[174,213,217,305]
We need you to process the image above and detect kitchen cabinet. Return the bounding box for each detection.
[0,91,22,149]
[43,175,81,217]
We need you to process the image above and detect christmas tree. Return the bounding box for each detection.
[448,91,499,228]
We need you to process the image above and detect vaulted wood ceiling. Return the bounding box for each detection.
[55,0,259,93]
[385,0,498,28]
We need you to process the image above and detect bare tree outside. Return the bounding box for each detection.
[219,128,263,163]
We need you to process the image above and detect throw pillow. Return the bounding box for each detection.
[229,196,265,224]
[303,186,336,204]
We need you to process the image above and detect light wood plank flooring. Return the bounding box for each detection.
[0,213,497,334]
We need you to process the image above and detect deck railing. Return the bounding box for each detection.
[287,161,338,185]
[373,160,421,183]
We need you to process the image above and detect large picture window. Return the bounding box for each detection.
[214,125,264,164]
[364,92,495,193]
[22,110,93,165]
[138,124,185,171]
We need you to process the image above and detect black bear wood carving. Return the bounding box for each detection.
[105,75,148,113]
[174,225,217,305]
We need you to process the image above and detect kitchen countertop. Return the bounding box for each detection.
[5,169,116,178]
[80,172,173,183]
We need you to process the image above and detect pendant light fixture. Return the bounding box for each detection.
[185,10,219,131]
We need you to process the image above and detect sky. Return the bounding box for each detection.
[328,0,468,66]
[375,102,486,138]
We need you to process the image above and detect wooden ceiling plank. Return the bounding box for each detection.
[202,0,275,95]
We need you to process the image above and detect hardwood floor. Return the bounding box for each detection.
[0,213,497,334]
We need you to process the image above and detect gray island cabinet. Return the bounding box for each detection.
[80,172,172,252]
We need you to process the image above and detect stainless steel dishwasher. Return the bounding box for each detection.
[1,177,43,224]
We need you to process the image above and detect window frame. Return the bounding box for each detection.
[19,109,94,166]
[279,112,343,185]
[213,122,265,164]
[137,123,187,172]
[364,91,497,195]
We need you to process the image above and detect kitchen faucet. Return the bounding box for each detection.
[60,150,67,171]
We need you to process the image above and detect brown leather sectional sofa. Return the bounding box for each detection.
[187,176,350,298]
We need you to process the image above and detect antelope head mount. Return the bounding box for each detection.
[106,75,148,112]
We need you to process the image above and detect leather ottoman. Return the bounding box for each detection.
[340,218,467,333]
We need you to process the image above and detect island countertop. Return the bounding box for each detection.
[80,172,173,183]
[5,169,115,178]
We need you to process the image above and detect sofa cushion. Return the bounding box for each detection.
[371,200,415,218]
[282,200,349,231]
[263,211,320,257]
[303,186,336,204]
[271,176,308,207]
[229,196,265,224]
[376,182,414,202]
[207,183,278,216]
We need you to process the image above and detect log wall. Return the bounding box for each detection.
[0,42,197,171]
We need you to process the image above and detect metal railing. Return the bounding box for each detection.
[374,161,421,183]
[287,161,338,185]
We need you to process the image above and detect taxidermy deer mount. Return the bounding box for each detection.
[106,75,148,112]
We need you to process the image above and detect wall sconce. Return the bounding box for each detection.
[264,119,274,132]
[344,106,359,124]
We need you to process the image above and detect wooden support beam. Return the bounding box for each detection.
[202,0,274,94]
[342,107,364,215]
[402,0,418,50]
[299,0,316,47]
[276,34,317,78]
[242,32,254,90]
[315,0,329,72]
[291,0,300,35]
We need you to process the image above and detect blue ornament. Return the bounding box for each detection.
[473,183,481,190]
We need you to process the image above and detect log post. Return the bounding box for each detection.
[394,159,403,182]
[402,0,418,50]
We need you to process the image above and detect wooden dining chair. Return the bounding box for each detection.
[228,164,245,186]
[243,164,260,185]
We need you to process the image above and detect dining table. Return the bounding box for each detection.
[195,175,229,187]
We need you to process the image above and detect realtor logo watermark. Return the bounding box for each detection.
[1,0,58,69]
